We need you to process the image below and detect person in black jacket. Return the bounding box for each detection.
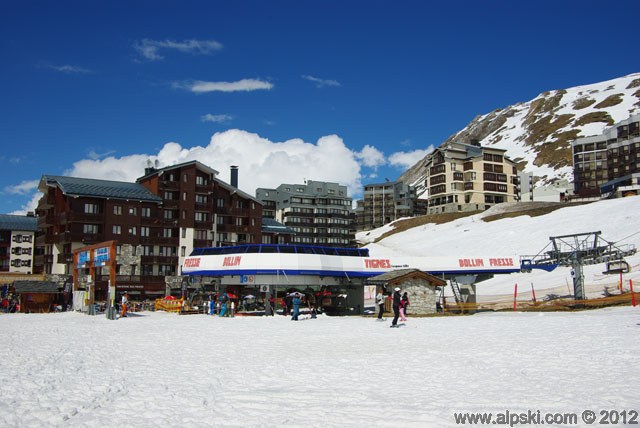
[391,287,401,327]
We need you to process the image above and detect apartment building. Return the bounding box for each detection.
[35,161,262,299]
[424,141,519,214]
[572,113,640,198]
[256,180,355,247]
[356,180,418,230]
[137,162,263,253]
[0,213,37,274]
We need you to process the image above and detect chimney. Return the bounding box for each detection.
[230,165,238,188]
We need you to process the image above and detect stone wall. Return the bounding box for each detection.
[396,277,438,315]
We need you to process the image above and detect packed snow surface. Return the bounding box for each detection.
[1,307,639,427]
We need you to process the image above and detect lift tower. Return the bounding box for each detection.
[521,231,636,301]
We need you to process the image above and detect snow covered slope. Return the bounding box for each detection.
[360,197,640,299]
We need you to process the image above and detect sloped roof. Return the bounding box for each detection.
[40,176,163,203]
[12,281,61,293]
[367,269,446,287]
[0,214,37,232]
[261,217,294,234]
[136,160,262,204]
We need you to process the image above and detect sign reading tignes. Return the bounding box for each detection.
[520,231,637,301]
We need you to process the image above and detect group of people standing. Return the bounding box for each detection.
[376,287,410,327]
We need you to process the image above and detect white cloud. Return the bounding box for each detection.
[44,64,92,74]
[388,147,434,169]
[201,114,233,123]
[302,75,341,88]
[178,79,273,93]
[355,145,386,168]
[62,130,364,199]
[10,192,43,215]
[5,180,39,195]
[134,38,223,61]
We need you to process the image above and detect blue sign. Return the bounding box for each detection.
[94,247,110,266]
[77,251,90,267]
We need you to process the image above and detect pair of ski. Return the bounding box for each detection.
[377,318,406,328]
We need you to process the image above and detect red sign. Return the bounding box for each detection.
[184,258,201,268]
[364,259,391,269]
[223,256,242,267]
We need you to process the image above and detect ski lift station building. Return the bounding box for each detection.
[181,244,521,314]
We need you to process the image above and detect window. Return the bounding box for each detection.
[236,218,244,226]
[195,230,208,240]
[183,192,187,201]
[196,175,207,186]
[195,212,208,222]
[217,198,224,208]
[113,225,122,235]
[84,203,99,214]
[181,228,186,238]
[159,246,175,257]
[181,247,186,257]
[237,200,245,209]
[114,206,122,215]
[195,194,208,204]
[83,224,98,234]
[142,245,153,256]
[129,207,137,216]
[216,216,224,225]
[163,228,173,238]
[164,210,174,219]
[141,227,150,237]
[128,227,137,235]
[142,207,151,217]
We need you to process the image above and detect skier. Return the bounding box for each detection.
[291,293,301,321]
[390,288,401,327]
[121,292,129,318]
[219,292,229,317]
[376,289,385,320]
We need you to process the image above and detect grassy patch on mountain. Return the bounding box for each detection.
[372,211,481,243]
[370,202,592,243]
[572,97,596,110]
[594,94,624,109]
[574,111,614,127]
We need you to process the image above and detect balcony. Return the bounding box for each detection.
[140,255,179,265]
[57,253,74,264]
[159,181,180,190]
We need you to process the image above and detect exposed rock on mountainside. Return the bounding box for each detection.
[400,73,640,194]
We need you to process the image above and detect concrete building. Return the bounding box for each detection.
[356,180,418,230]
[572,113,640,198]
[0,213,37,274]
[256,180,355,247]
[423,141,519,214]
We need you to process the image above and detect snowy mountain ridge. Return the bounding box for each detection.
[400,72,640,193]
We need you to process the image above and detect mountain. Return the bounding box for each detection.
[399,72,640,193]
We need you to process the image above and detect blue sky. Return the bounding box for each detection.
[2,0,639,214]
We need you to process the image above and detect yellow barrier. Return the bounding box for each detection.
[154,298,184,313]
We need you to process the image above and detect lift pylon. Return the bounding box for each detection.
[520,231,636,300]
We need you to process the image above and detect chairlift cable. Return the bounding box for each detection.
[614,229,640,244]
